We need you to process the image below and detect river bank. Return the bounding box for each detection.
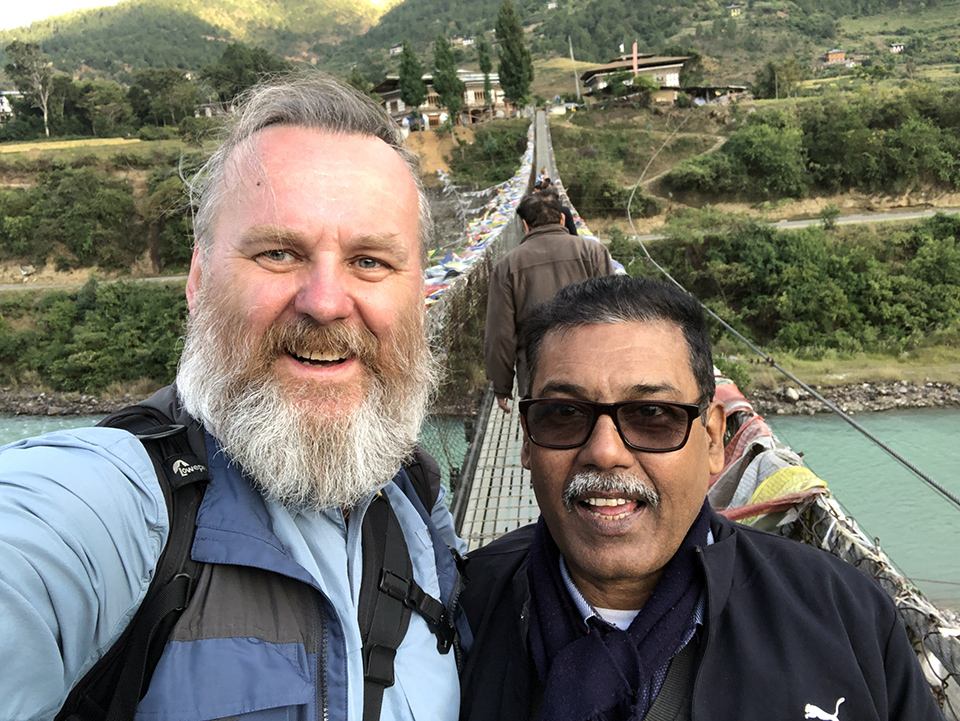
[1,380,958,417]
[748,380,960,416]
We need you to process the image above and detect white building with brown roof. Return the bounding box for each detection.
[373,70,515,133]
[580,54,690,103]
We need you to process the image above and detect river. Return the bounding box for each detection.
[765,407,960,611]
[2,408,957,611]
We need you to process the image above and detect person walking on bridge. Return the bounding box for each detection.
[484,192,616,413]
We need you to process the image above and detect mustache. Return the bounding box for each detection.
[562,471,661,511]
[266,317,380,365]
[235,316,382,382]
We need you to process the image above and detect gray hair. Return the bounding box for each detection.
[188,71,432,264]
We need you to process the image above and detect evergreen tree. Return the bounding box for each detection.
[433,35,465,123]
[398,39,427,132]
[4,41,55,137]
[495,0,533,107]
[346,66,372,96]
[476,36,494,119]
[200,44,290,104]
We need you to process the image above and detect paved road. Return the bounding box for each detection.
[0,274,187,293]
[632,206,960,241]
[773,206,960,229]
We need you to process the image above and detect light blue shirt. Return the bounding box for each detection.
[0,427,462,721]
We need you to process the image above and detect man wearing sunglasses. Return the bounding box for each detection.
[460,275,942,721]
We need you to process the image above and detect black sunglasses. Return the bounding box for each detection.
[518,398,707,452]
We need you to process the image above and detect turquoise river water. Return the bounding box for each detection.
[2,408,958,610]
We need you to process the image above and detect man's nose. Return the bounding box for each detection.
[578,414,635,470]
[293,260,354,324]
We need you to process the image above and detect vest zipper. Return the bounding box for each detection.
[317,598,329,721]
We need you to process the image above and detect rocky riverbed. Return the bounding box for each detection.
[1,380,959,418]
[0,389,139,416]
[748,381,960,416]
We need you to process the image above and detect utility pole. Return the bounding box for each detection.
[568,36,581,102]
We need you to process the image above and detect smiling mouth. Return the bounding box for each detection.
[291,350,351,367]
[579,496,644,521]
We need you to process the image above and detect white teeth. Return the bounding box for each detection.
[585,508,632,521]
[299,351,344,362]
[584,497,630,507]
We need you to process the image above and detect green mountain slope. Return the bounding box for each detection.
[0,0,954,87]
[0,0,401,77]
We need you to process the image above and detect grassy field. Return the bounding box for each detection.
[531,57,592,102]
[0,137,190,168]
[840,0,960,34]
[739,350,960,389]
[0,137,144,154]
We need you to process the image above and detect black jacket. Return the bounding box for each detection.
[459,511,944,721]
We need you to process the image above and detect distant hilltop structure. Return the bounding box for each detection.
[826,48,846,63]
[580,54,690,103]
[373,70,515,134]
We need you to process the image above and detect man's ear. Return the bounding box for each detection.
[185,245,203,313]
[704,401,727,475]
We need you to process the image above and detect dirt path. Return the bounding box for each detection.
[403,127,475,179]
[640,135,727,187]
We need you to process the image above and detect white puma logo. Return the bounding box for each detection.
[804,697,845,721]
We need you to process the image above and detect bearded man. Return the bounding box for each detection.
[0,73,464,721]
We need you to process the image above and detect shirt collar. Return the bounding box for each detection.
[559,529,714,629]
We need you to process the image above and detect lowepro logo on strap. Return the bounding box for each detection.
[162,454,209,489]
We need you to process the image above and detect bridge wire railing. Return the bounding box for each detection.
[417,124,535,497]
[619,109,960,713]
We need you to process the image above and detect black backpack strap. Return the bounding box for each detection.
[359,483,459,721]
[403,445,442,511]
[643,633,699,721]
[57,404,209,721]
[359,492,415,721]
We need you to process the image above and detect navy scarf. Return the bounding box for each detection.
[526,500,710,721]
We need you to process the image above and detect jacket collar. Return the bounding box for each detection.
[700,510,740,624]
[521,224,567,244]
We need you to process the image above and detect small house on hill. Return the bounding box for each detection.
[826,49,846,63]
[580,54,690,103]
[373,71,514,134]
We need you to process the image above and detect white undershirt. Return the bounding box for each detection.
[592,606,641,630]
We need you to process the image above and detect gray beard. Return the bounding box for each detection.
[176,286,438,512]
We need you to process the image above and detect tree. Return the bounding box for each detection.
[77,80,133,137]
[820,204,841,230]
[200,44,290,104]
[130,68,198,126]
[476,36,494,119]
[752,58,808,99]
[495,0,533,107]
[433,35,465,124]
[4,41,55,137]
[398,39,427,133]
[346,66,372,96]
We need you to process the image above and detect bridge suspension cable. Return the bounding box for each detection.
[622,113,960,513]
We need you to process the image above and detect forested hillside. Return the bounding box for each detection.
[2,0,957,86]
[0,0,396,79]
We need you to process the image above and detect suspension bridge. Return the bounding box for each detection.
[423,109,960,715]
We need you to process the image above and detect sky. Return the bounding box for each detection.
[1,0,124,31]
